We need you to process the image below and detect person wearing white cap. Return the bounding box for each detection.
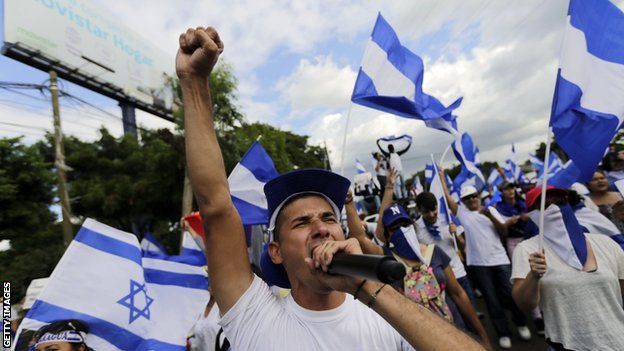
[439,169,530,349]
[177,26,484,351]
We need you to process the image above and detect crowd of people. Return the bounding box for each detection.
[9,25,624,351]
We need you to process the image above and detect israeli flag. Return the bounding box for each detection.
[355,159,367,174]
[550,0,624,182]
[228,141,279,225]
[351,13,462,132]
[451,133,485,185]
[16,219,209,351]
[139,231,166,256]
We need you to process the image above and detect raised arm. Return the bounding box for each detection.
[345,190,383,255]
[396,141,411,156]
[375,168,397,240]
[439,167,458,216]
[177,27,252,313]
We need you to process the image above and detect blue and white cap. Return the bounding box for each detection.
[260,169,351,288]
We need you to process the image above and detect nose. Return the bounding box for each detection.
[310,219,331,240]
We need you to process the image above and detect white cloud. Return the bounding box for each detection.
[277,56,356,113]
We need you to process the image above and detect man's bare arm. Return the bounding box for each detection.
[375,168,397,240]
[439,167,458,215]
[177,27,252,313]
[345,191,383,255]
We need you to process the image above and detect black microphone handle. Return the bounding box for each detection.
[327,253,406,284]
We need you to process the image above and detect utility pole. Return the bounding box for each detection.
[49,71,74,246]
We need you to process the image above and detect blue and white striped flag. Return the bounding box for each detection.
[139,231,166,256]
[451,133,485,185]
[487,168,503,189]
[550,0,624,182]
[16,219,209,351]
[228,141,279,225]
[355,159,367,174]
[351,13,462,132]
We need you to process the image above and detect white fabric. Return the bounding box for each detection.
[415,217,467,278]
[402,225,425,263]
[389,153,402,173]
[228,163,268,208]
[456,206,510,266]
[560,17,624,123]
[361,39,416,100]
[190,302,221,351]
[511,234,624,350]
[219,275,413,351]
[575,206,620,236]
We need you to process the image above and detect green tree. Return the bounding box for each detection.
[0,137,63,300]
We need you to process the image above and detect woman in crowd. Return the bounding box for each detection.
[31,319,94,351]
[346,170,492,350]
[512,186,624,350]
[586,168,624,232]
[494,182,539,255]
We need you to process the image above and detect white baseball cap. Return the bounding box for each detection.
[460,185,478,199]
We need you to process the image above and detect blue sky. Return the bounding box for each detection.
[2,0,623,181]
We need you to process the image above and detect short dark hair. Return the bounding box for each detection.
[415,192,437,212]
[273,193,328,242]
[33,320,93,351]
[388,144,395,153]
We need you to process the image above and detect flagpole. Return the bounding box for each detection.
[431,153,459,253]
[538,126,553,251]
[339,102,354,175]
[439,144,452,167]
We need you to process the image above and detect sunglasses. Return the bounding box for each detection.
[462,194,479,200]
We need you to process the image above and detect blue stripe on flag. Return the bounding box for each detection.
[144,269,208,290]
[232,195,269,225]
[239,141,279,183]
[569,0,624,65]
[27,300,185,351]
[76,228,207,288]
[75,227,142,265]
[369,14,424,88]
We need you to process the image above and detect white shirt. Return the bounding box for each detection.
[456,206,510,266]
[190,301,221,351]
[389,153,402,173]
[415,217,467,278]
[219,275,413,351]
[511,234,624,350]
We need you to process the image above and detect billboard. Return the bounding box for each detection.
[2,0,175,120]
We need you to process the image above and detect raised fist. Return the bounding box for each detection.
[176,26,224,80]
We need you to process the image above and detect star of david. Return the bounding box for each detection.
[117,279,154,323]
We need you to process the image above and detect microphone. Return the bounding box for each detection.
[327,253,406,284]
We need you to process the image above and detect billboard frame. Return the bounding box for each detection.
[2,41,175,122]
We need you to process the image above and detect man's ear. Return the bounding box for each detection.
[268,241,283,264]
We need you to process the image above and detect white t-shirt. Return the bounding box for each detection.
[389,153,402,173]
[219,275,414,351]
[511,234,624,350]
[190,301,221,351]
[456,206,510,267]
[371,157,388,177]
[415,217,467,279]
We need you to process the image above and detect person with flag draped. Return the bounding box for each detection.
[177,25,484,351]
[586,168,624,233]
[511,186,624,350]
[439,167,530,349]
[346,175,492,350]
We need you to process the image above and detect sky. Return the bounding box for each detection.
[2,0,624,181]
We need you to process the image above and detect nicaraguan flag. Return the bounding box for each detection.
[351,13,462,133]
[16,219,209,351]
[573,204,624,249]
[228,141,279,225]
[548,160,582,189]
[550,0,624,182]
[451,133,485,185]
[487,168,503,189]
[356,159,367,174]
[426,162,453,226]
[528,204,587,270]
